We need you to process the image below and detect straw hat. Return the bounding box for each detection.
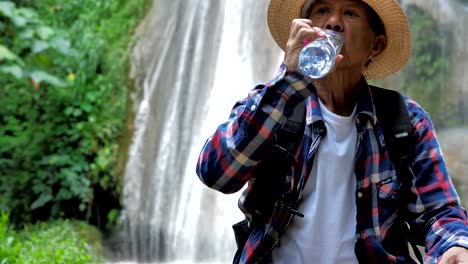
[267,0,411,80]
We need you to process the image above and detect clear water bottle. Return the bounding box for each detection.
[298,29,344,79]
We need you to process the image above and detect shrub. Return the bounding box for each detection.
[0,212,104,263]
[0,0,148,230]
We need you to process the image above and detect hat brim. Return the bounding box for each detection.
[267,0,411,80]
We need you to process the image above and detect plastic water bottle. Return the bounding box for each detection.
[298,29,344,79]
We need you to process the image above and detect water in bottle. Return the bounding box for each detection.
[298,29,344,79]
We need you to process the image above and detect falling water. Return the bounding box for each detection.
[116,0,282,262]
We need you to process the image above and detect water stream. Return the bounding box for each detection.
[117,0,281,262]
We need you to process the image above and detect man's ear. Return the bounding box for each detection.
[370,35,387,57]
[365,35,387,68]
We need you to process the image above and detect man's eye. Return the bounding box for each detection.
[316,8,329,14]
[344,10,358,17]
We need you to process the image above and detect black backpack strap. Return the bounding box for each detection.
[370,85,413,161]
[370,86,424,263]
[243,101,305,222]
[370,85,415,203]
[233,101,305,264]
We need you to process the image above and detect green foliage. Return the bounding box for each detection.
[0,212,103,263]
[401,6,453,128]
[0,0,81,225]
[0,0,149,229]
[0,1,70,86]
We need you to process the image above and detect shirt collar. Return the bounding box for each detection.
[355,77,377,126]
[305,76,377,127]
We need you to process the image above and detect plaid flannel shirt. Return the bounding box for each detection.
[196,64,468,263]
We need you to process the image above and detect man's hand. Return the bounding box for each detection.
[283,19,343,75]
[283,19,325,71]
[439,246,468,264]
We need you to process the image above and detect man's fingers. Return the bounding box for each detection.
[296,27,324,44]
[287,25,324,52]
[289,19,314,36]
[284,19,325,71]
[290,19,322,40]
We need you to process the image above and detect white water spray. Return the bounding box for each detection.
[117,0,282,262]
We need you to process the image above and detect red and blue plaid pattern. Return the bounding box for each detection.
[196,64,468,263]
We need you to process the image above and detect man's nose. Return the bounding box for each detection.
[325,12,343,32]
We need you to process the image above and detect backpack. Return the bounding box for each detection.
[232,86,423,263]
[370,86,424,263]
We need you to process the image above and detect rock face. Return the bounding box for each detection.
[438,128,468,207]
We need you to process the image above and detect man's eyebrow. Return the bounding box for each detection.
[312,0,328,6]
[312,0,366,8]
[344,0,367,9]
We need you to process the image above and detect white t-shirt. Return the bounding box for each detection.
[272,99,358,264]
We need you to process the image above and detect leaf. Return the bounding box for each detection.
[85,91,99,102]
[65,107,74,116]
[36,26,54,40]
[50,37,73,56]
[34,53,52,67]
[30,70,67,87]
[80,102,92,113]
[15,7,36,20]
[30,193,53,210]
[107,209,119,223]
[32,40,50,53]
[0,212,8,225]
[0,65,23,79]
[18,28,35,39]
[56,188,73,200]
[0,45,18,61]
[7,236,14,246]
[11,14,27,28]
[0,2,15,18]
[73,108,83,117]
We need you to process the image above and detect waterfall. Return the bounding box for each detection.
[117,0,282,262]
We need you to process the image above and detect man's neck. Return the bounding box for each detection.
[313,71,363,116]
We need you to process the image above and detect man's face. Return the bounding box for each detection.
[308,0,383,73]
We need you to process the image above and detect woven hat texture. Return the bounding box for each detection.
[267,0,411,79]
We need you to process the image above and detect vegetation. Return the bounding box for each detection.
[0,212,104,263]
[0,0,149,231]
[401,6,455,129]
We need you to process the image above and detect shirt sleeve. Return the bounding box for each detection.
[196,64,313,194]
[405,98,468,262]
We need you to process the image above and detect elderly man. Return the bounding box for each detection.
[196,0,468,263]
